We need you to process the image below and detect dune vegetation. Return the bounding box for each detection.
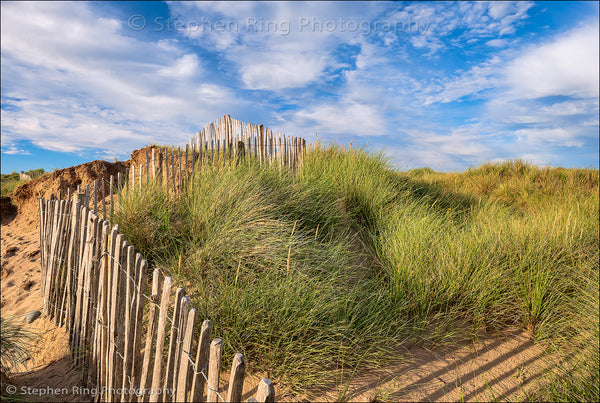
[1,169,46,197]
[114,143,599,400]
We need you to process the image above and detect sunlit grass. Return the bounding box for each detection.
[114,144,599,399]
[0,316,39,375]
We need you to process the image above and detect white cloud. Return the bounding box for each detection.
[514,127,585,147]
[1,99,147,153]
[538,99,599,116]
[404,125,495,158]
[294,103,386,136]
[384,125,497,171]
[240,52,329,90]
[475,20,600,154]
[158,54,200,78]
[504,22,599,99]
[488,2,514,20]
[167,1,391,91]
[486,38,507,47]
[512,152,558,167]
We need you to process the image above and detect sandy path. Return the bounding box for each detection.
[309,330,551,402]
[1,211,93,402]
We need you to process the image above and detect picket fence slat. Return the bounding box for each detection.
[96,221,111,396]
[49,199,66,319]
[256,378,275,403]
[149,275,173,403]
[175,307,196,402]
[190,320,211,402]
[227,353,246,403]
[165,148,169,190]
[146,150,150,183]
[167,295,188,398]
[152,148,156,179]
[178,146,182,192]
[78,211,98,373]
[87,215,103,383]
[72,207,90,363]
[45,199,60,316]
[85,184,90,209]
[138,268,162,403]
[121,244,136,402]
[207,338,223,403]
[165,288,186,400]
[102,178,107,219]
[110,175,114,221]
[130,255,148,397]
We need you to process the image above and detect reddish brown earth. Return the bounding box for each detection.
[11,159,129,231]
[1,153,552,402]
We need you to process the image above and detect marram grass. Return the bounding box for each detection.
[114,144,598,400]
[0,316,39,375]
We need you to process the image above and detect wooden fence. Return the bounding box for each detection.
[129,115,307,193]
[39,194,275,402]
[188,115,306,168]
[34,115,305,400]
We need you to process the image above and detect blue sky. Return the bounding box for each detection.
[1,1,598,173]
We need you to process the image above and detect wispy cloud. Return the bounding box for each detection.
[2,146,31,156]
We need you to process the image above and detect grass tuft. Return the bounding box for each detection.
[114,146,599,399]
[0,316,39,375]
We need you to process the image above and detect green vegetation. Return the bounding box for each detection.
[0,169,45,197]
[114,144,598,400]
[0,316,39,374]
[0,172,23,197]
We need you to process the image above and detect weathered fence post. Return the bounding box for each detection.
[178,146,182,193]
[85,184,90,209]
[237,141,245,165]
[130,256,148,395]
[139,269,162,402]
[207,338,223,403]
[149,276,173,403]
[94,180,98,213]
[175,307,196,402]
[131,164,135,190]
[109,175,114,222]
[259,124,264,165]
[164,288,186,400]
[256,378,275,403]
[172,150,176,193]
[152,148,156,179]
[190,320,211,402]
[185,144,189,177]
[227,353,246,403]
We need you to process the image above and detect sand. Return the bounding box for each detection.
[301,331,551,402]
[1,199,92,402]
